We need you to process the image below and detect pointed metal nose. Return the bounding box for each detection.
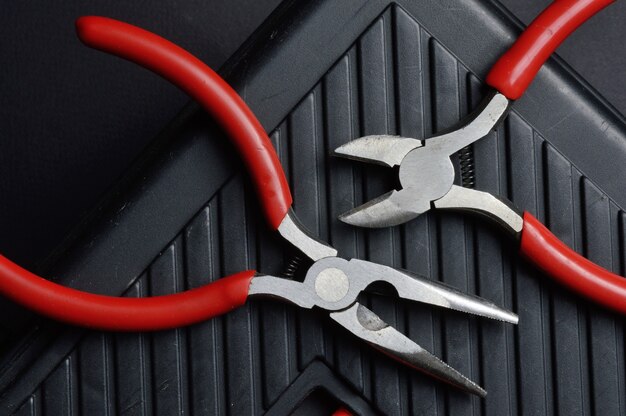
[330,303,487,397]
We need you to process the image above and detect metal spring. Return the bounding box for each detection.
[458,145,475,188]
[282,255,303,279]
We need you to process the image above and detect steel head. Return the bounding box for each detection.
[335,92,511,229]
[330,303,487,397]
[338,189,431,228]
[337,146,455,228]
[300,257,518,325]
[333,135,422,167]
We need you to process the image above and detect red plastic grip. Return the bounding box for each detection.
[520,212,626,314]
[486,0,614,100]
[76,16,291,229]
[0,255,254,331]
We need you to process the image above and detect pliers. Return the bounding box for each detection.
[334,0,626,314]
[0,17,518,397]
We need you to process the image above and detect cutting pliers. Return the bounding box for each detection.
[0,17,518,396]
[334,0,626,314]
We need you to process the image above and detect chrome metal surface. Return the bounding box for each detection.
[250,255,518,323]
[330,303,487,397]
[434,185,524,236]
[351,258,517,323]
[335,92,513,228]
[277,210,337,260]
[248,275,316,308]
[337,189,429,228]
[303,257,518,323]
[333,135,422,167]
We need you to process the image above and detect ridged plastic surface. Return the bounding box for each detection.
[4,2,626,415]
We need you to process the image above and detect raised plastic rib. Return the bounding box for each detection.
[486,0,614,100]
[520,212,626,314]
[76,16,292,229]
[0,255,254,331]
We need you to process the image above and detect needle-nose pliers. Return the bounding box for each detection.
[334,0,626,314]
[0,16,518,397]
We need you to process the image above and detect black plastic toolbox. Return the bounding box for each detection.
[1,0,626,414]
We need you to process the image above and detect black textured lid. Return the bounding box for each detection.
[2,0,626,414]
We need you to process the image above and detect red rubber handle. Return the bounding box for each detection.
[520,212,626,314]
[0,17,284,331]
[486,0,614,100]
[76,16,291,229]
[0,254,254,331]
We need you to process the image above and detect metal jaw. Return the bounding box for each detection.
[249,256,518,396]
[330,303,488,397]
[333,91,516,231]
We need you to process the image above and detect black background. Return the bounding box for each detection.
[1,0,624,268]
